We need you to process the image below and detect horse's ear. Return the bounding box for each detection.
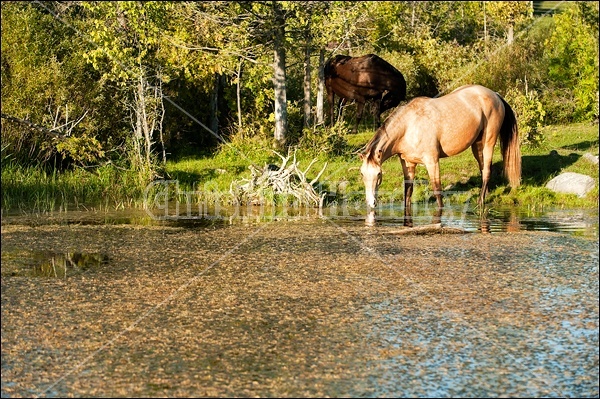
[358,153,365,161]
[375,149,383,162]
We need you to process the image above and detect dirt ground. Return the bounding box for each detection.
[1,218,598,397]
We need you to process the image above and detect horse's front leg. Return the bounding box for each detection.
[424,158,444,208]
[400,157,416,226]
[374,98,382,128]
[354,101,365,134]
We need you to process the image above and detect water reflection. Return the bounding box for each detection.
[361,203,598,237]
[3,251,109,278]
[1,203,598,237]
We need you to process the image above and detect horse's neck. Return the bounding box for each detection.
[372,128,400,164]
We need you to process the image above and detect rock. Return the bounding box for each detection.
[546,172,596,198]
[583,153,599,165]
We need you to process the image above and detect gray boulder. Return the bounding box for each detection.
[546,172,596,198]
[583,153,599,165]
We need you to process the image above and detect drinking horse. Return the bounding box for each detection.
[325,54,406,133]
[359,85,521,212]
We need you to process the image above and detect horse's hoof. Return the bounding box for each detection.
[365,211,376,226]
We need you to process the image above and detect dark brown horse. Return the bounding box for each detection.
[324,54,406,133]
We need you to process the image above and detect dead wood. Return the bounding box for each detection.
[388,223,470,235]
[230,149,327,208]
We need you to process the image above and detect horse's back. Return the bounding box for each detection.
[325,54,405,94]
[449,85,502,109]
[390,85,505,157]
[433,85,503,120]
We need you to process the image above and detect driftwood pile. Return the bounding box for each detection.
[230,150,327,208]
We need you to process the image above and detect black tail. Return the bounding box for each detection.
[498,95,521,188]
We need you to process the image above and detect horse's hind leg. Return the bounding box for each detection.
[474,140,496,207]
[424,158,444,208]
[471,140,488,205]
[480,146,495,206]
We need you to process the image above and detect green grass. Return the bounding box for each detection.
[1,163,146,213]
[2,122,598,212]
[165,122,599,209]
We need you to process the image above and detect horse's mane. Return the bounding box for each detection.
[362,126,387,164]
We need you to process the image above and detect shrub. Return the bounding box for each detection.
[505,86,546,146]
[545,4,599,122]
[297,123,349,157]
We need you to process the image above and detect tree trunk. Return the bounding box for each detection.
[483,2,488,53]
[209,72,220,135]
[136,75,149,172]
[237,60,243,130]
[156,74,166,165]
[507,24,514,45]
[316,49,325,125]
[303,39,312,128]
[128,69,165,178]
[272,1,287,147]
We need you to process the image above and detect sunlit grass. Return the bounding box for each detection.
[2,122,598,212]
[165,122,598,209]
[1,163,145,212]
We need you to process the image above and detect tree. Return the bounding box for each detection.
[81,1,174,179]
[271,1,288,147]
[545,3,599,121]
[486,1,532,45]
[0,2,107,166]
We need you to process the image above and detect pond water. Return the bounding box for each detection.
[1,205,598,397]
[3,202,598,236]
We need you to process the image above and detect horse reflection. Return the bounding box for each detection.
[365,206,510,234]
[365,206,442,228]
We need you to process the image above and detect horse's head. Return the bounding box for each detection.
[359,151,382,209]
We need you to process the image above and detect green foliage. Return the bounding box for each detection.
[504,86,546,146]
[486,1,533,38]
[545,4,599,121]
[81,1,174,84]
[1,162,145,212]
[215,127,276,167]
[54,135,105,165]
[297,123,349,157]
[462,18,549,96]
[0,2,108,165]
[1,0,599,210]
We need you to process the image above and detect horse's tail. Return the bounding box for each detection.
[498,95,521,188]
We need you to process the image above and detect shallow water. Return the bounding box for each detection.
[3,202,598,236]
[1,206,598,397]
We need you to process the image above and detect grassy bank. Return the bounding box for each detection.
[2,122,598,213]
[165,122,599,209]
[1,164,146,213]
